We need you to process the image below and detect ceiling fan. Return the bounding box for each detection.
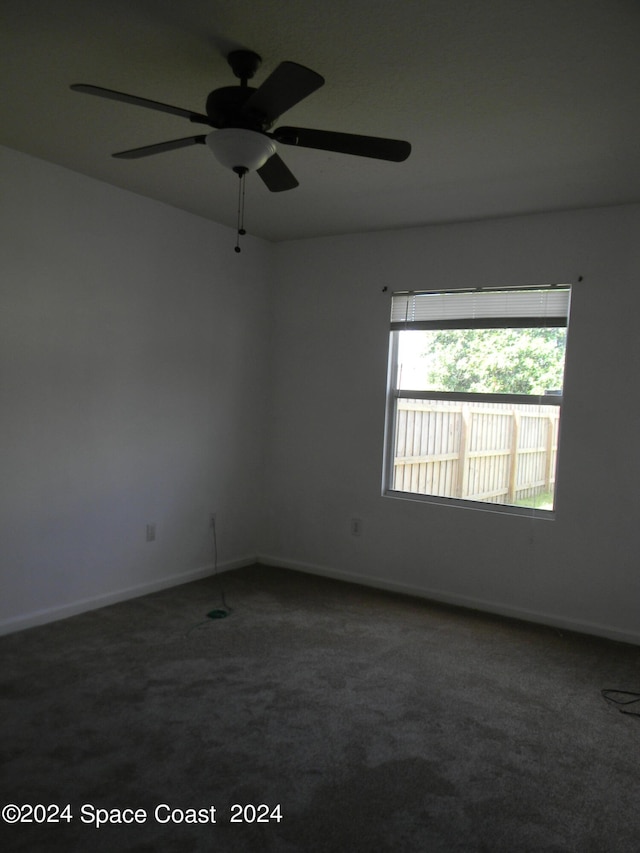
[70,49,411,191]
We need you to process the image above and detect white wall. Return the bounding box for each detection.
[264,205,640,643]
[0,145,271,633]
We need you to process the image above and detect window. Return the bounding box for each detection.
[383,285,571,514]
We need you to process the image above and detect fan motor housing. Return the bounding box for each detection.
[206,86,271,131]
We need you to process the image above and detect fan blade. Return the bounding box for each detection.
[242,62,324,125]
[70,84,211,125]
[257,153,299,192]
[274,126,411,162]
[112,135,207,159]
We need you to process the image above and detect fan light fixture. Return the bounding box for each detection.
[206,128,278,253]
[206,128,276,173]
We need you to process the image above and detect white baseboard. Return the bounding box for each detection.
[0,555,256,637]
[257,554,640,647]
[5,554,639,648]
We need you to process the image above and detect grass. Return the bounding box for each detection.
[516,491,554,511]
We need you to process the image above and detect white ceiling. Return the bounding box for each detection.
[2,0,640,242]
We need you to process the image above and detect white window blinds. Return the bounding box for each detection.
[390,286,571,329]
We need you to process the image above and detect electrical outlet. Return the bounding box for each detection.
[350,517,363,537]
[146,523,156,542]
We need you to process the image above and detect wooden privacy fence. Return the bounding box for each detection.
[393,399,560,504]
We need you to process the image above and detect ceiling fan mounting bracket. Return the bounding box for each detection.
[227,50,262,85]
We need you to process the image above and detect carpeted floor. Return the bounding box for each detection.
[1,563,640,852]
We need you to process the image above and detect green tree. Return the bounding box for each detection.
[424,327,566,394]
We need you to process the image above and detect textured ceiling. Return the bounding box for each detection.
[2,0,640,241]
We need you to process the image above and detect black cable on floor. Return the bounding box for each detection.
[207,515,231,619]
[184,517,231,637]
[601,689,640,717]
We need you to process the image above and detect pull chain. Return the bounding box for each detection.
[234,167,248,253]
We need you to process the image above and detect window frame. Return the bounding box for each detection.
[383,285,571,517]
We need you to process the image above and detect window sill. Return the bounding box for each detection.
[383,489,556,520]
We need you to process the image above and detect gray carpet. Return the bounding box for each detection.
[1,563,639,852]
